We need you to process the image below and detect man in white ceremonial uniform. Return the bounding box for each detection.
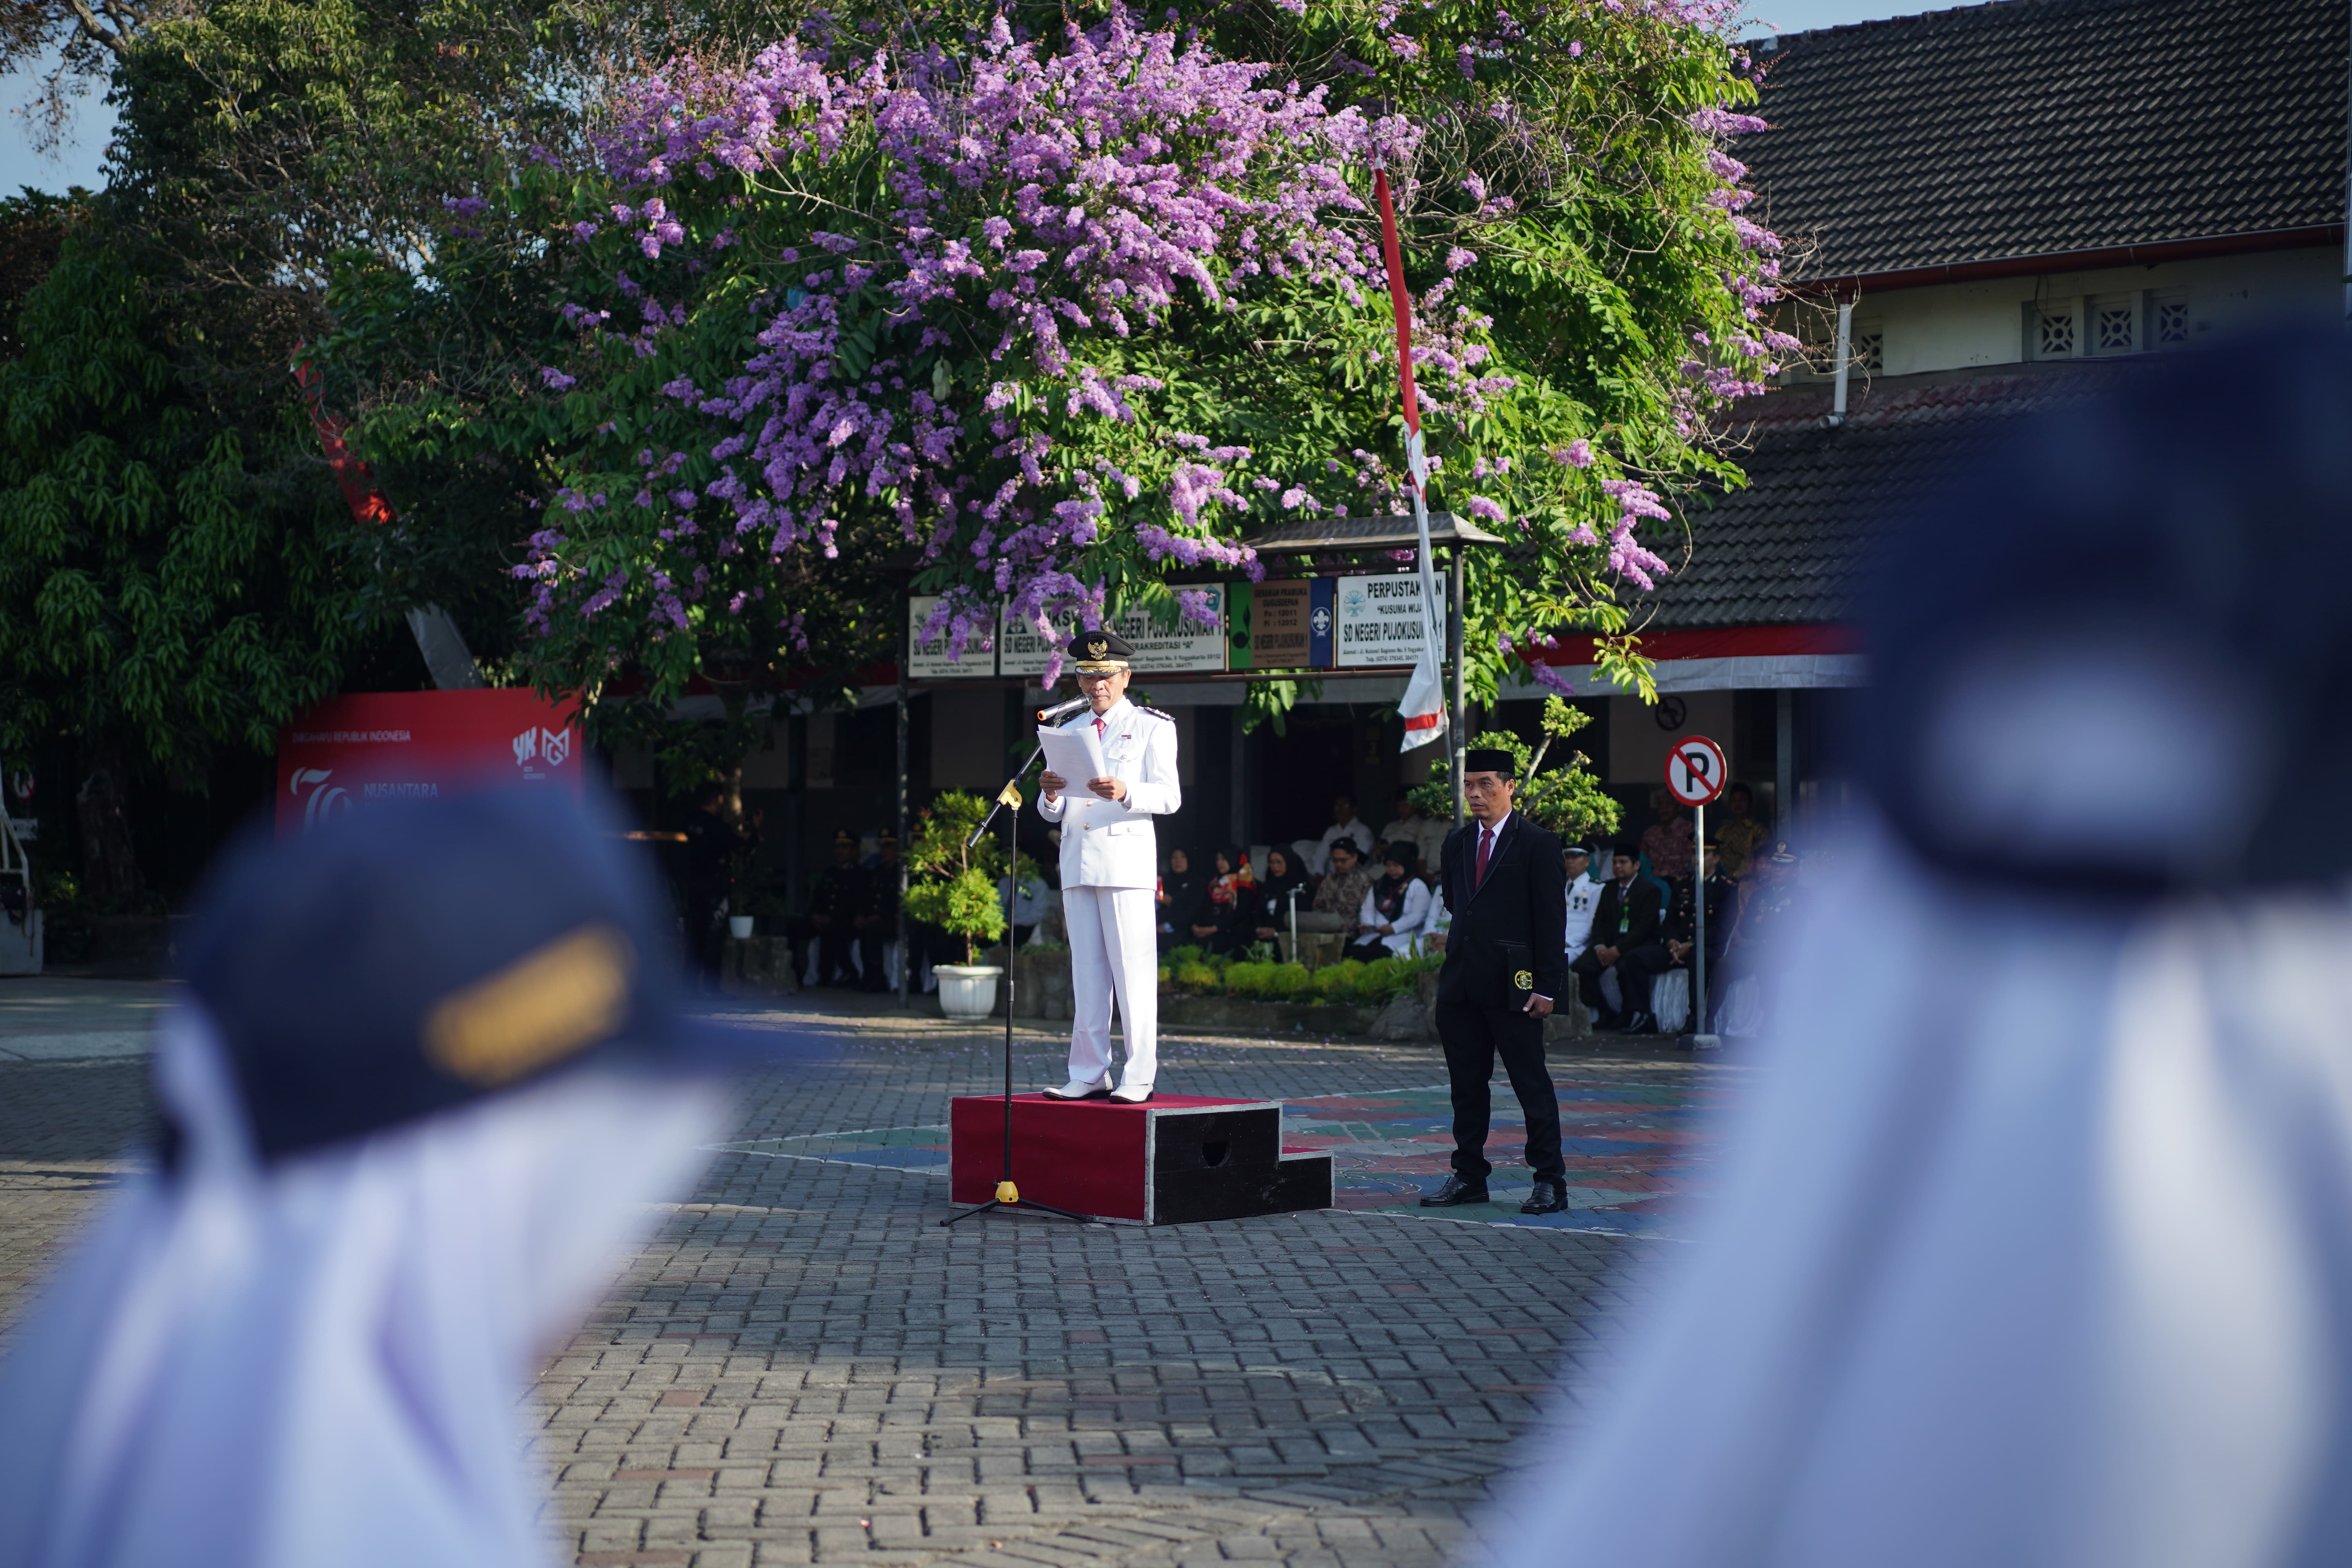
[1036,629,1180,1103]
[1562,844,1603,964]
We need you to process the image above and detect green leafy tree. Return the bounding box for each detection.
[0,218,396,904]
[1410,696,1618,841]
[318,0,1782,741]
[899,790,1011,964]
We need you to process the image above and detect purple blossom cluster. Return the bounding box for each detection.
[521,11,1452,658]
[508,0,1789,677]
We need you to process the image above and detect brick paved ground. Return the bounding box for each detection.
[0,984,1726,1567]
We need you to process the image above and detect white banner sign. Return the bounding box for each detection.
[998,592,1229,677]
[997,604,1058,677]
[1335,573,1441,669]
[907,595,995,679]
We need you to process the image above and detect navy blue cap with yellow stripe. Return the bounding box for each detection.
[176,788,828,1163]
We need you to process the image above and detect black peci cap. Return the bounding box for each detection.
[176,789,829,1163]
[1463,748,1517,778]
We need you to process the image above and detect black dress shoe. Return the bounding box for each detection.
[1619,1010,1658,1034]
[1593,1009,1622,1032]
[1520,1178,1568,1215]
[1419,1174,1490,1207]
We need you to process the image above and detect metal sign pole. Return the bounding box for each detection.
[1693,799,1707,1039]
[1666,735,1725,1053]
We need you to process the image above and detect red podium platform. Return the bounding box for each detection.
[949,1094,1334,1225]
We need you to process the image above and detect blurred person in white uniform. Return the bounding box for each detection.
[0,789,829,1568]
[1036,628,1181,1103]
[1492,325,2352,1568]
[1561,843,1603,964]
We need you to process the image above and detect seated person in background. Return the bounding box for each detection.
[998,861,1051,947]
[1563,844,1603,965]
[1156,847,1203,949]
[1184,844,1260,956]
[1664,838,1736,980]
[1713,840,1797,1031]
[1252,846,1309,944]
[1346,846,1432,961]
[1713,782,1769,877]
[1572,841,1671,1033]
[1301,838,1372,933]
[1640,790,1696,882]
[1312,793,1376,876]
[1378,788,1446,882]
[1419,877,1452,953]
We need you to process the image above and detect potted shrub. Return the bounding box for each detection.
[901,791,1011,1018]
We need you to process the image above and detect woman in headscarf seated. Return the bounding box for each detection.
[1156,846,1203,951]
[1251,846,1310,946]
[1183,845,1260,956]
[1345,844,1430,961]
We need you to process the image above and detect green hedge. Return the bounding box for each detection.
[1153,946,1434,1005]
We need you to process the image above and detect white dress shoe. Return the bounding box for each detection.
[1042,1078,1111,1100]
[1108,1083,1155,1104]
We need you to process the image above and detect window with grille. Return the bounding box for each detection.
[2092,296,2136,354]
[1856,327,1884,375]
[2152,292,2190,347]
[2036,307,2076,358]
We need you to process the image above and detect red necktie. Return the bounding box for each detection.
[1475,825,1494,887]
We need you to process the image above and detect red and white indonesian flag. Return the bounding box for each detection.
[1375,163,1448,753]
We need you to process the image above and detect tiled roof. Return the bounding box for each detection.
[1628,362,2134,627]
[1744,0,2347,281]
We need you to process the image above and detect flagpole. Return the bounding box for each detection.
[1373,157,1452,783]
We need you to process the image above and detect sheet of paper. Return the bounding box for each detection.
[1036,724,1108,796]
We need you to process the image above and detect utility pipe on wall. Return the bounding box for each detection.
[1826,295,1855,428]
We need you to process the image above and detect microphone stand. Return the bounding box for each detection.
[941,705,1089,1229]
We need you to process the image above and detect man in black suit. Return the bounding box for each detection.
[1420,748,1572,1216]
[1572,841,1671,1033]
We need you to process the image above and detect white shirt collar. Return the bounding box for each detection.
[1081,697,1131,726]
[1477,811,1512,838]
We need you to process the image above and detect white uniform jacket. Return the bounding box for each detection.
[1355,877,1432,957]
[1036,699,1181,889]
[1564,872,1604,963]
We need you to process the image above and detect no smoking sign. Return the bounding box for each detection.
[1665,735,1727,807]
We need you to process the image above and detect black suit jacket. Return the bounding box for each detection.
[1588,875,1664,954]
[1436,813,1568,1006]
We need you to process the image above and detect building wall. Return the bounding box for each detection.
[928,686,1004,789]
[1608,691,1736,791]
[1801,246,2339,379]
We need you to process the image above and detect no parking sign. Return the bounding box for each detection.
[1665,735,1727,807]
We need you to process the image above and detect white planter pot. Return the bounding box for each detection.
[935,964,1004,1018]
[728,915,756,940]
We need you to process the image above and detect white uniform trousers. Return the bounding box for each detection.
[1061,885,1158,1090]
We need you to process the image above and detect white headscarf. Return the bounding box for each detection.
[1495,811,2352,1568]
[0,1007,726,1568]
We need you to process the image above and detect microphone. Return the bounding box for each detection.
[1036,696,1091,722]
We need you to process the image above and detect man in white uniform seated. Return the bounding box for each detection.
[1310,793,1376,876]
[1036,629,1181,1104]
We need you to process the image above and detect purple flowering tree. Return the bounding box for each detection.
[352,0,1784,722]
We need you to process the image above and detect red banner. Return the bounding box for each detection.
[276,689,585,836]
[1372,167,1423,445]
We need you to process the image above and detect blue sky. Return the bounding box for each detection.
[2,0,1941,198]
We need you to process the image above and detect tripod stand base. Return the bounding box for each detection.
[940,1195,1091,1227]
